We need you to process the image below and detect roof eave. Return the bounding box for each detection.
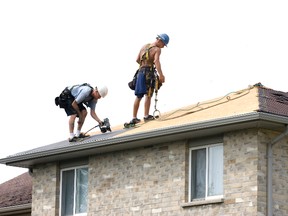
[1,112,288,168]
[0,203,31,215]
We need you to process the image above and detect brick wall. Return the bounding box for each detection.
[30,128,288,216]
[88,140,186,215]
[31,163,59,216]
[262,129,288,216]
[223,129,260,216]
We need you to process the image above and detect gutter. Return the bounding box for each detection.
[0,203,31,215]
[1,112,288,168]
[267,125,288,216]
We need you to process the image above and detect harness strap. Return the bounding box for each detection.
[140,44,156,68]
[70,83,94,95]
[138,44,159,99]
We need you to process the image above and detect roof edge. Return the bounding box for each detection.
[1,112,288,167]
[0,203,31,214]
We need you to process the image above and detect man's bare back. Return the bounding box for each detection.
[137,43,161,68]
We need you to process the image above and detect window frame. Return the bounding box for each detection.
[188,143,224,202]
[59,165,89,216]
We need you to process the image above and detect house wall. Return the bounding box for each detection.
[88,140,186,215]
[31,162,59,216]
[259,129,288,216]
[223,128,288,216]
[224,129,261,216]
[30,128,288,216]
[87,129,261,216]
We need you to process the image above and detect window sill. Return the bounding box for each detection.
[181,198,224,208]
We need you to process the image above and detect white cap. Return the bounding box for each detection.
[98,86,108,98]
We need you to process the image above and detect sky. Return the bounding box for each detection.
[0,0,288,184]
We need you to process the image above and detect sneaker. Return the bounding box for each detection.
[76,133,90,138]
[68,137,78,142]
[144,114,155,122]
[130,118,141,124]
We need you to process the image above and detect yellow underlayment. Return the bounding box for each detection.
[107,85,260,137]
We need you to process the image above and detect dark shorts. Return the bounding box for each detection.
[135,67,156,98]
[64,98,86,116]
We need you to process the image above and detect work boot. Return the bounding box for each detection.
[76,133,90,138]
[144,115,155,122]
[68,137,78,142]
[130,118,141,124]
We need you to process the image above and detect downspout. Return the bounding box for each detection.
[267,125,288,216]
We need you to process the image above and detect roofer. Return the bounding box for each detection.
[130,33,169,124]
[55,83,108,142]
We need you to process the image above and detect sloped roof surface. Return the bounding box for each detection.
[0,172,32,208]
[117,84,260,136]
[116,83,288,136]
[1,83,288,166]
[4,84,261,157]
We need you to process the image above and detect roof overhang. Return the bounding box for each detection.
[0,204,31,215]
[1,112,288,168]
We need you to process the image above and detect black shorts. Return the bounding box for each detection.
[64,99,86,116]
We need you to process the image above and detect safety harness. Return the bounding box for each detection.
[140,44,161,118]
[55,83,94,108]
[70,83,93,93]
[140,44,155,67]
[139,44,154,97]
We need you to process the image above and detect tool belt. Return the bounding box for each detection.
[55,87,75,109]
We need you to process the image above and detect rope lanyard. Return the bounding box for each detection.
[153,75,161,118]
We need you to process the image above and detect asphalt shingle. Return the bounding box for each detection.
[0,172,32,208]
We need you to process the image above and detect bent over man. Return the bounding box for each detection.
[56,83,108,142]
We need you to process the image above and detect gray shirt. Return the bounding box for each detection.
[69,85,97,110]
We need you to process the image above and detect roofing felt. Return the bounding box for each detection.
[0,172,32,208]
[116,83,288,136]
[116,84,260,136]
[3,85,258,155]
[1,83,288,166]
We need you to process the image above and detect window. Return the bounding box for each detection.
[60,166,88,216]
[189,144,223,201]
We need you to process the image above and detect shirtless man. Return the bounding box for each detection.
[130,33,169,124]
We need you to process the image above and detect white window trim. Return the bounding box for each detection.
[59,165,88,216]
[188,143,224,202]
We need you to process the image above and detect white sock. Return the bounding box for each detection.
[70,133,75,139]
[75,130,81,137]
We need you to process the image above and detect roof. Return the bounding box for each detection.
[1,83,288,168]
[0,172,32,209]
